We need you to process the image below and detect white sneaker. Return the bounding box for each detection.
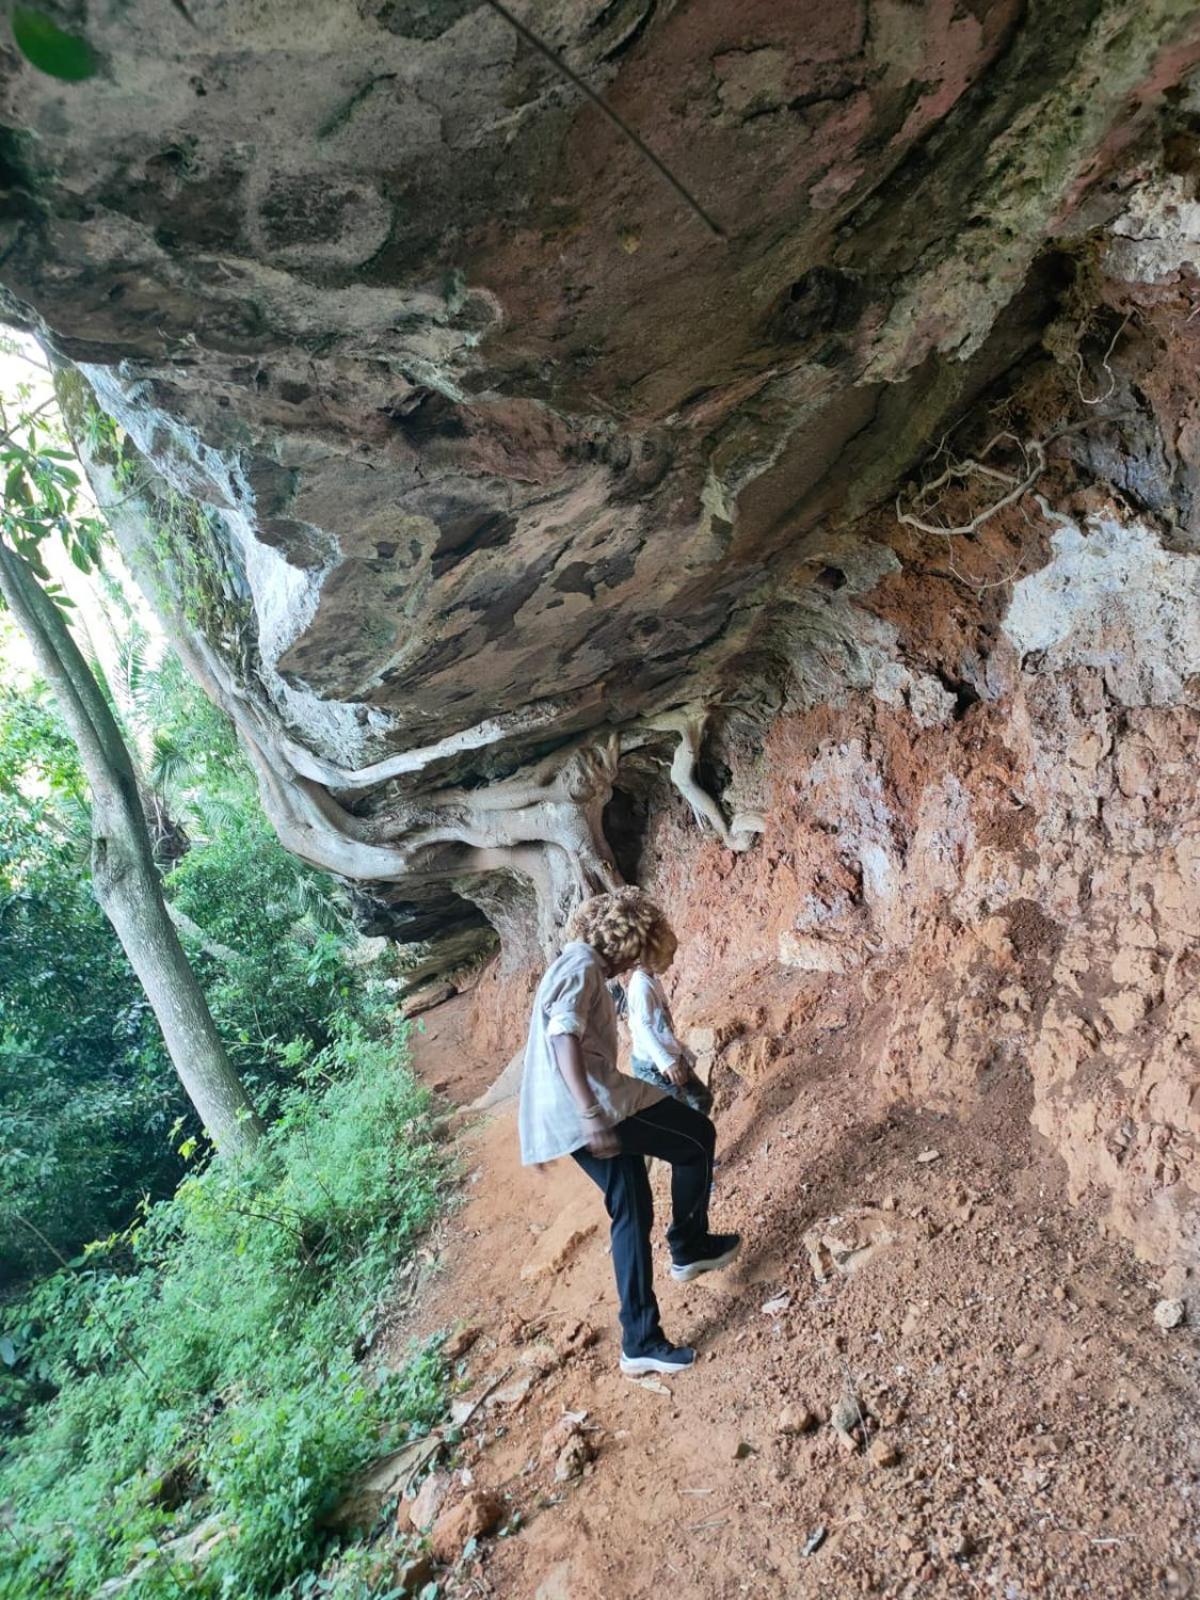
[669,1233,742,1283]
[619,1345,697,1376]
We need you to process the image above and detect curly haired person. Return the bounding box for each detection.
[518,887,740,1375]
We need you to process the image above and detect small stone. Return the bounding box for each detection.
[553,1319,598,1358]
[486,1371,536,1409]
[407,1470,451,1533]
[1154,1298,1186,1330]
[777,1403,816,1436]
[637,1377,672,1396]
[881,1194,898,1212]
[830,1395,860,1433]
[939,1526,973,1559]
[396,1551,434,1596]
[868,1435,900,1468]
[443,1325,480,1362]
[733,1440,755,1460]
[517,1339,559,1373]
[1161,1263,1189,1299]
[830,1395,863,1452]
[554,1434,594,1481]
[876,1398,907,1428]
[540,1414,588,1464]
[429,1490,504,1564]
[916,1149,941,1165]
[801,1525,827,1556]
[1013,1341,1036,1361]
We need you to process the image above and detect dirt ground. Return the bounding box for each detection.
[386,987,1200,1600]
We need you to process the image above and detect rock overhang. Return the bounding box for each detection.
[4,0,1200,952]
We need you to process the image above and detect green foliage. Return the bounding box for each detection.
[0,356,448,1600]
[0,685,177,1281]
[132,654,359,1105]
[135,648,245,803]
[0,1024,448,1599]
[10,7,97,82]
[72,384,123,467]
[0,381,106,612]
[147,488,255,667]
[0,437,380,1270]
[170,827,353,1076]
[0,660,373,1281]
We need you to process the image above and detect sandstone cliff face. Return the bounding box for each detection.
[643,499,1200,1274]
[3,1,1200,1268]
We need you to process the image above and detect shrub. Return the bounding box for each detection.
[0,1021,449,1599]
[0,686,177,1280]
[0,674,380,1281]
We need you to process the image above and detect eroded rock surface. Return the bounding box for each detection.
[4,1,1200,1263]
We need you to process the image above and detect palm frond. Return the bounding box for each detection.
[119,624,155,710]
[183,790,246,840]
[148,730,188,797]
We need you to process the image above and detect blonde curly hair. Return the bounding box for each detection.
[565,887,677,973]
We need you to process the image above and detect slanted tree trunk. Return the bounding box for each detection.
[0,537,263,1156]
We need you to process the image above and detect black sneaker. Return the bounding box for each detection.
[619,1343,697,1377]
[670,1232,742,1283]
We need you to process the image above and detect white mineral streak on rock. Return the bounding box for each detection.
[1003,512,1200,705]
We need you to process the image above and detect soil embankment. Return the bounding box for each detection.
[395,990,1199,1599]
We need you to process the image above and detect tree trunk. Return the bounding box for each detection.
[0,537,263,1156]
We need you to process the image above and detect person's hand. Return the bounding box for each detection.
[585,1123,620,1158]
[666,1057,690,1088]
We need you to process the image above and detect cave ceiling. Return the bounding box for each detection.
[3,0,1200,941]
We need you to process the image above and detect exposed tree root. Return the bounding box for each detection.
[73,415,766,970]
[895,432,1046,540]
[1073,312,1132,406]
[652,710,765,854]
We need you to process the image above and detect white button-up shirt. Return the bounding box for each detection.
[518,941,665,1165]
[626,967,685,1073]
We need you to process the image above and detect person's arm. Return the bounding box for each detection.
[662,1050,690,1089]
[551,1033,620,1157]
[663,989,697,1084]
[630,973,690,1087]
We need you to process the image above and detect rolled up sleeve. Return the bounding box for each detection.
[544,962,593,1039]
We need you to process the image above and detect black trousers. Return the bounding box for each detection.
[571,1097,716,1357]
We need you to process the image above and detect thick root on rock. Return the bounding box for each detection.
[657,711,764,854]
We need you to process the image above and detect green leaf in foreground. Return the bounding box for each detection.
[11,7,97,82]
